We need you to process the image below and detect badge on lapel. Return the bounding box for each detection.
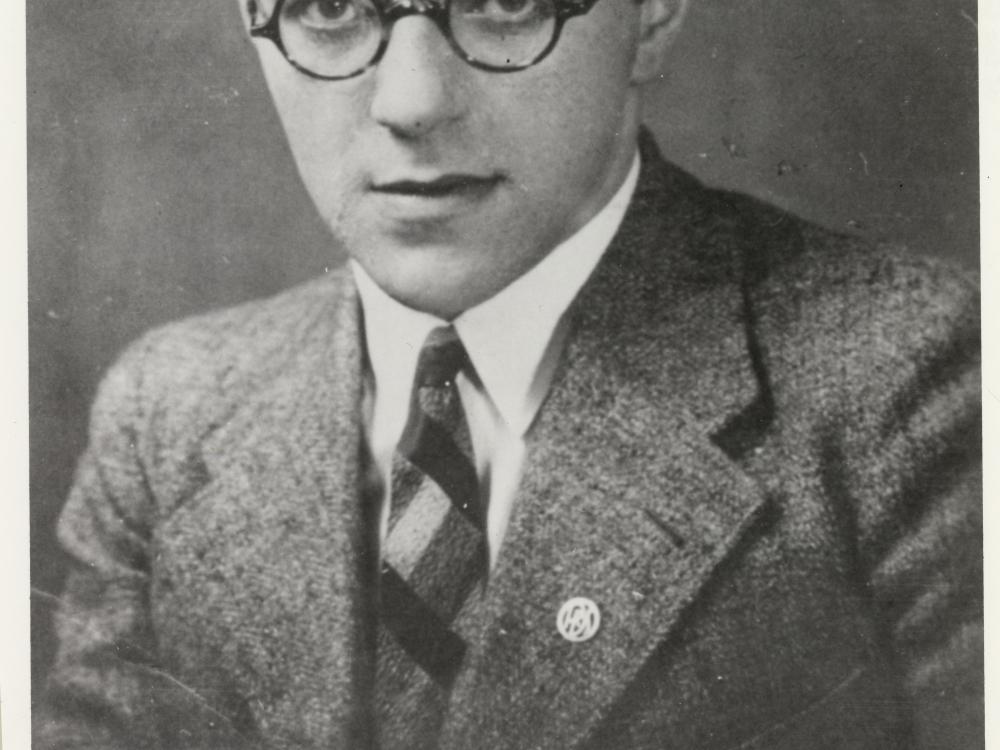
[556,597,601,642]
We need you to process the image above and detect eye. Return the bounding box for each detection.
[454,0,547,23]
[285,0,363,29]
[493,0,531,13]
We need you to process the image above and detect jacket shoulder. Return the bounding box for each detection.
[691,177,977,320]
[681,179,980,433]
[745,217,979,382]
[122,270,348,385]
[86,270,354,464]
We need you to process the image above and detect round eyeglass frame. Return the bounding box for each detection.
[248,0,603,80]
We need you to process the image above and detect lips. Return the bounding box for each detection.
[371,173,503,199]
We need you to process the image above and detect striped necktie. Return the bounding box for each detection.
[375,325,487,749]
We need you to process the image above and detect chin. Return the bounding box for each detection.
[399,254,513,317]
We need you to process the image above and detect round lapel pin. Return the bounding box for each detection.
[556,597,601,642]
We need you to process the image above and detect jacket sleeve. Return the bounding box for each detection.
[846,260,982,749]
[34,337,253,750]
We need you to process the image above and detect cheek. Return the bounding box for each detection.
[495,73,634,205]
[289,119,363,228]
[494,13,639,173]
[262,61,370,221]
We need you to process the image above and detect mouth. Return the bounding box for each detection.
[371,173,504,199]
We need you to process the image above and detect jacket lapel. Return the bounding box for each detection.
[440,146,775,749]
[172,274,374,748]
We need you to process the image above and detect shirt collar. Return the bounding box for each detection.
[353,151,640,439]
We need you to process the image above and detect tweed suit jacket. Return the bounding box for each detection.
[39,139,981,750]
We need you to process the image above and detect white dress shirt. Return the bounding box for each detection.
[352,153,639,568]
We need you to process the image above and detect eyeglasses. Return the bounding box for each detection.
[248,0,602,80]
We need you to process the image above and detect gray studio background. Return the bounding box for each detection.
[29,0,978,690]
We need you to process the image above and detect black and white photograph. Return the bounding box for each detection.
[26,0,982,747]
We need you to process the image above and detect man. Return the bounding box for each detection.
[37,0,981,748]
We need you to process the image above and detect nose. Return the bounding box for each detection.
[368,16,465,138]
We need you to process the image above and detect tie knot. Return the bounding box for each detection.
[415,326,468,388]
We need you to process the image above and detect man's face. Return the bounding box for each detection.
[253,0,657,318]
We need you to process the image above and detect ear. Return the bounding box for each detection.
[236,0,257,33]
[630,0,690,84]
